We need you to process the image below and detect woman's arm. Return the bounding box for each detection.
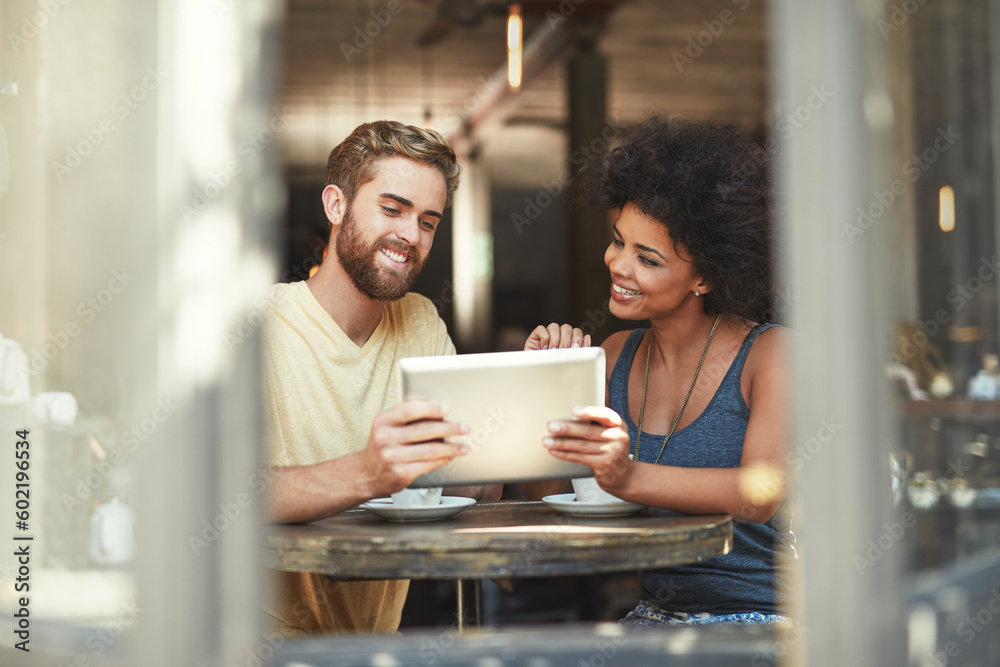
[544,328,789,523]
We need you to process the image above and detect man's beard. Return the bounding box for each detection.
[335,208,425,301]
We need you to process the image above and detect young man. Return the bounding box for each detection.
[261,120,498,636]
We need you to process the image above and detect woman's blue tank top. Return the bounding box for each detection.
[608,324,791,614]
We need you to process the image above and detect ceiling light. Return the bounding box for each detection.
[939,185,954,232]
[507,4,522,91]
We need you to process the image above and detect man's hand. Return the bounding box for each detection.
[524,323,591,350]
[267,400,470,524]
[359,400,471,498]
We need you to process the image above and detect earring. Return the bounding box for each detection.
[694,290,700,296]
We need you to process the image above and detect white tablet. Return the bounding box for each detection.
[399,347,604,488]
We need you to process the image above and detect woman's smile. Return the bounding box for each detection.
[605,202,703,317]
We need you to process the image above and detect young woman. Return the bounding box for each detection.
[526,117,792,627]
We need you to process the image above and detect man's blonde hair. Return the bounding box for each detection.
[325,120,461,208]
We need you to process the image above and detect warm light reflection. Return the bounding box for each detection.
[737,462,784,506]
[310,245,326,277]
[939,185,955,232]
[507,4,522,91]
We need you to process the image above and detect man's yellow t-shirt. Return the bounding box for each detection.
[260,280,455,635]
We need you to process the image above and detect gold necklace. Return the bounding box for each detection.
[635,314,722,465]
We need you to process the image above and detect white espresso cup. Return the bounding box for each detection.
[391,487,443,508]
[571,477,623,504]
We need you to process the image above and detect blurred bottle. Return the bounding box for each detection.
[89,497,135,566]
[0,335,31,573]
[968,353,1000,400]
[32,391,91,568]
[0,334,30,428]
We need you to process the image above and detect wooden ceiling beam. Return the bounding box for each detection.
[446,15,589,155]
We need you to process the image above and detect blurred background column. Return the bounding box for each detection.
[140,0,282,666]
[0,0,281,664]
[772,1,905,665]
[452,152,493,352]
[566,19,612,340]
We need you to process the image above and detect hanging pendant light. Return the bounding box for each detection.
[938,185,955,232]
[507,4,522,91]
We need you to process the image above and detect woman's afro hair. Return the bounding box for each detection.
[585,116,775,323]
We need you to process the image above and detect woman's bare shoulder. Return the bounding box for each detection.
[601,329,637,369]
[743,325,789,384]
[601,329,634,353]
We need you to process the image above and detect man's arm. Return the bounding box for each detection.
[267,453,376,523]
[266,401,470,523]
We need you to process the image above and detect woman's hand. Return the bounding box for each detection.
[524,323,591,350]
[543,405,632,494]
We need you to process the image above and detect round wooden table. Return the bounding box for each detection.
[265,500,732,630]
[264,500,732,578]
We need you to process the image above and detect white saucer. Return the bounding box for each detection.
[359,496,476,522]
[541,493,647,517]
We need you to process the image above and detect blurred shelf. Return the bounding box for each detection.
[898,399,1000,420]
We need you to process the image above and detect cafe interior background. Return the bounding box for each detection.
[0,0,999,664]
